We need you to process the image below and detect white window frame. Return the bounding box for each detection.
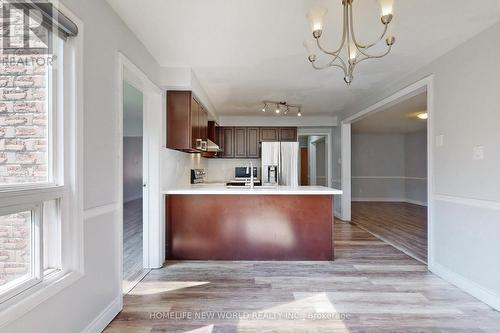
[0,1,83,326]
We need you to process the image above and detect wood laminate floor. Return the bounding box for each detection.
[123,198,144,291]
[105,220,500,333]
[351,202,428,263]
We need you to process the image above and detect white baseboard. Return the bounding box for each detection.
[352,197,427,207]
[404,198,427,206]
[82,295,122,333]
[430,262,500,312]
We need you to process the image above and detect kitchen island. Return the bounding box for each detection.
[164,185,342,261]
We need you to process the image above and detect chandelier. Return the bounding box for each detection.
[303,0,396,85]
[261,101,302,117]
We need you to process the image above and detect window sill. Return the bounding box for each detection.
[0,270,83,328]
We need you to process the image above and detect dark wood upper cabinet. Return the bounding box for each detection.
[260,128,279,142]
[279,127,298,142]
[234,128,247,158]
[221,127,234,158]
[246,128,260,158]
[200,106,208,142]
[167,90,209,152]
[191,97,200,149]
[207,121,219,145]
[214,126,296,158]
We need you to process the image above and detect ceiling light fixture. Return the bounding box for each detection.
[417,112,428,120]
[261,101,303,117]
[304,0,396,85]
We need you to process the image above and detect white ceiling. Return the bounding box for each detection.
[107,0,500,116]
[352,91,427,134]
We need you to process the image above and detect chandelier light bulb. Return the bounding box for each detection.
[275,106,280,114]
[379,0,394,17]
[417,112,428,120]
[306,6,327,38]
[297,110,302,117]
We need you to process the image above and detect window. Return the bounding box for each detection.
[0,1,80,308]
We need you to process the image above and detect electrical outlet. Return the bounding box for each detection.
[473,145,485,160]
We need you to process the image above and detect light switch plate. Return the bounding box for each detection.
[473,145,485,160]
[436,135,444,147]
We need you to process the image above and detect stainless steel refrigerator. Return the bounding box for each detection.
[261,142,299,186]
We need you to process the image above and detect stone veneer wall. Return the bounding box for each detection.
[0,3,50,284]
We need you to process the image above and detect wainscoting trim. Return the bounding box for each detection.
[433,194,500,210]
[352,176,427,180]
[352,197,427,207]
[83,203,119,220]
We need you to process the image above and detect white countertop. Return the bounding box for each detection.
[163,184,342,195]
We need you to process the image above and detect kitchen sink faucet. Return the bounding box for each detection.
[246,161,255,189]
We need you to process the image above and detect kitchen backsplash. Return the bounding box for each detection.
[206,158,261,182]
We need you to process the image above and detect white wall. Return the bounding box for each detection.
[315,139,327,186]
[332,126,342,216]
[352,134,406,200]
[351,132,427,205]
[2,0,166,332]
[123,83,143,203]
[123,137,143,202]
[405,131,427,204]
[342,21,500,310]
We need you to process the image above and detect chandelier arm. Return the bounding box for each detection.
[315,3,348,57]
[332,54,348,73]
[348,4,389,50]
[355,44,393,60]
[312,61,347,76]
[316,34,344,58]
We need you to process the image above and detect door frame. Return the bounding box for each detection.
[340,75,434,266]
[117,53,164,295]
[297,128,333,188]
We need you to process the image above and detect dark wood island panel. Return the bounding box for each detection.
[166,195,334,261]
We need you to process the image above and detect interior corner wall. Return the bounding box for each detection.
[342,21,500,310]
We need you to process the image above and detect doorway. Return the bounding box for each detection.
[122,82,146,292]
[298,135,328,186]
[341,77,433,265]
[118,53,164,296]
[350,92,428,263]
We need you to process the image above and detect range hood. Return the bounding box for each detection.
[206,139,221,152]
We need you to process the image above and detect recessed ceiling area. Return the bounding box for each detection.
[106,0,500,116]
[352,92,427,134]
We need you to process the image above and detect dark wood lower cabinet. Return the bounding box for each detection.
[166,195,334,261]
